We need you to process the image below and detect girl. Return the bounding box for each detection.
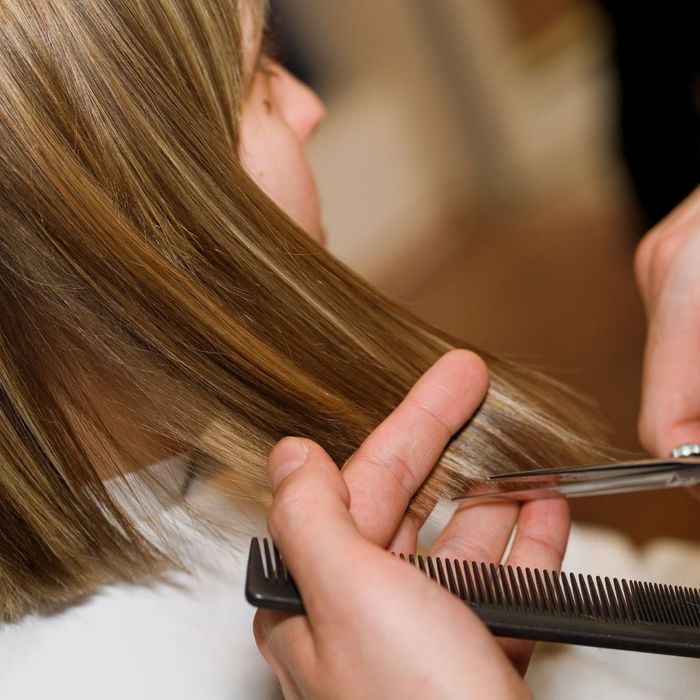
[0,1,600,696]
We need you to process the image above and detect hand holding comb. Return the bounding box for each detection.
[246,537,700,658]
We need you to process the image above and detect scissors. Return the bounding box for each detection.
[453,444,700,504]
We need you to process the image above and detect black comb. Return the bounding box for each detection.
[246,537,700,657]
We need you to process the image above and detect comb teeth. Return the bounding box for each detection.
[246,538,700,657]
[247,537,700,631]
[414,554,700,628]
[245,538,303,613]
[247,538,700,632]
[261,537,288,581]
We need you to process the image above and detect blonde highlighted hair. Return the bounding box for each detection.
[0,0,601,621]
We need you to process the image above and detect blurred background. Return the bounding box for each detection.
[270,0,700,543]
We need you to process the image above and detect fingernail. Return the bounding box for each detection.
[270,437,308,492]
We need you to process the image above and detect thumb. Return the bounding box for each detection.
[266,437,363,615]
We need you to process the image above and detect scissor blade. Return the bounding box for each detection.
[487,457,700,482]
[453,458,700,503]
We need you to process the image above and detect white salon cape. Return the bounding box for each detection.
[0,456,282,700]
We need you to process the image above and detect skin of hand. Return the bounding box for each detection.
[635,186,700,457]
[253,350,570,700]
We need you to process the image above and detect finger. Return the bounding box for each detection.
[639,277,700,456]
[343,349,489,546]
[388,486,443,554]
[388,511,422,554]
[253,609,306,699]
[425,499,530,676]
[634,208,685,311]
[266,436,373,617]
[639,311,700,457]
[634,191,700,456]
[428,501,520,563]
[254,610,314,698]
[505,496,569,570]
[498,496,570,674]
[634,187,700,305]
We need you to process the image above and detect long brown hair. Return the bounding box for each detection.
[0,0,602,621]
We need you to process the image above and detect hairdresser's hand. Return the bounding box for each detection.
[636,187,700,457]
[254,351,569,698]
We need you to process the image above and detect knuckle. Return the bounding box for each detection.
[633,232,654,288]
[434,533,496,564]
[520,531,563,565]
[358,452,415,497]
[406,400,453,440]
[635,226,683,295]
[650,232,679,271]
